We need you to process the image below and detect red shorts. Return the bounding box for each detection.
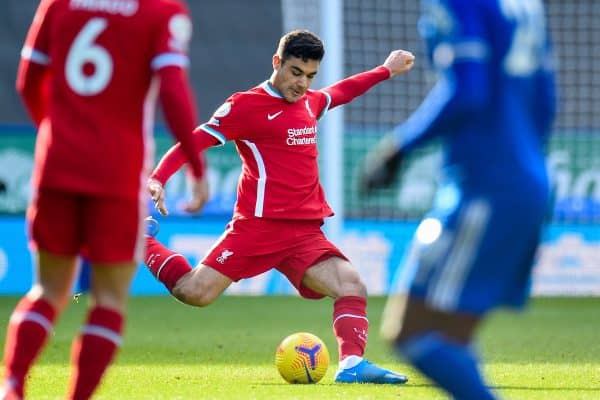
[202,218,348,299]
[27,187,146,264]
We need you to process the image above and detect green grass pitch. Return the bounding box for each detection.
[1,296,599,399]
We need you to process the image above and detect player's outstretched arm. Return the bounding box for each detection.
[323,49,414,109]
[360,54,491,194]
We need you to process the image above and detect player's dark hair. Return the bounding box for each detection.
[277,30,325,63]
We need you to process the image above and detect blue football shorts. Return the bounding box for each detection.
[394,188,547,316]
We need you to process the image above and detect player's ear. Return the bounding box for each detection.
[272,54,281,71]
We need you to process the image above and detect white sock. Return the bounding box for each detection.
[338,355,363,370]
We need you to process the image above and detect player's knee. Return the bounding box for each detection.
[177,293,215,307]
[338,269,367,298]
[28,284,71,313]
[92,291,129,313]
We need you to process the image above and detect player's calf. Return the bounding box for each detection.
[171,265,232,307]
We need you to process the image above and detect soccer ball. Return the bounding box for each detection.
[275,332,330,384]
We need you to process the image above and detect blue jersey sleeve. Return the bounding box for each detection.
[392,0,491,152]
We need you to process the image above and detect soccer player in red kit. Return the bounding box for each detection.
[145,30,415,384]
[1,1,207,399]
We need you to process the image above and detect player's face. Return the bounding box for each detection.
[271,55,319,103]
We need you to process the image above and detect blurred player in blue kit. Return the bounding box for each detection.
[360,0,557,399]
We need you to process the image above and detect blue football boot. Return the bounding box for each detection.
[334,359,408,384]
[145,216,160,238]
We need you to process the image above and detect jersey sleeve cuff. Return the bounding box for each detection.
[196,124,227,146]
[151,53,189,71]
[21,46,50,65]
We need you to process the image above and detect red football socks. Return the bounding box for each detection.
[2,297,56,398]
[332,296,369,361]
[145,237,192,292]
[66,306,123,400]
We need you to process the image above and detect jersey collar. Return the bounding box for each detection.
[260,81,284,98]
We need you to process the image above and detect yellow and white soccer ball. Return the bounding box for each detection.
[275,332,330,384]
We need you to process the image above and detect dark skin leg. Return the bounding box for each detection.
[394,297,481,345]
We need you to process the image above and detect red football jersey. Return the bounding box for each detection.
[19,0,197,198]
[150,66,391,219]
[196,81,331,220]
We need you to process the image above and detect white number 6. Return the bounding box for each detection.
[65,18,113,96]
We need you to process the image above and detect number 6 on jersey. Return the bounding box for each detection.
[65,18,113,96]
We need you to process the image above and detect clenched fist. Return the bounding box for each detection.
[383,49,415,77]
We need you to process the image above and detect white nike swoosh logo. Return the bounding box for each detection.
[267,111,283,120]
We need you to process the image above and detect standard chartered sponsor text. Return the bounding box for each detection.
[287,126,317,146]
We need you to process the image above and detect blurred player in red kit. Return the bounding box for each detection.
[145,29,415,384]
[1,1,207,399]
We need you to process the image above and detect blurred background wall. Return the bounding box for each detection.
[0,1,598,296]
